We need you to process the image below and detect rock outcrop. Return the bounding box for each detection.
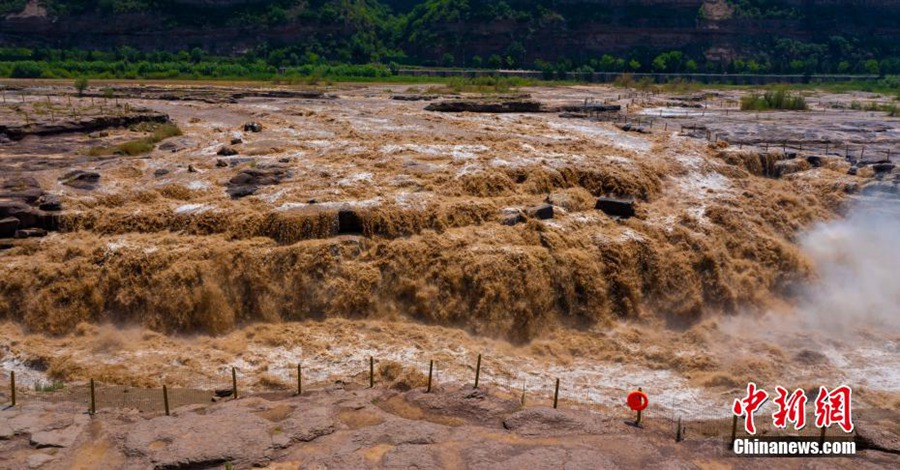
[425,100,545,113]
[226,166,290,198]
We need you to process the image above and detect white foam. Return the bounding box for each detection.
[174,203,212,214]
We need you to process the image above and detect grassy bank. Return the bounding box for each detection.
[86,122,182,156]
[2,73,899,98]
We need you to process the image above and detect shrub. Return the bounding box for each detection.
[740,89,808,111]
[10,61,43,78]
[74,77,89,95]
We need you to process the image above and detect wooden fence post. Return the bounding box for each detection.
[369,356,374,388]
[474,354,482,389]
[90,379,96,415]
[636,387,644,425]
[552,378,560,409]
[730,414,738,445]
[232,367,238,399]
[426,360,433,393]
[163,385,170,416]
[10,371,15,407]
[297,364,302,395]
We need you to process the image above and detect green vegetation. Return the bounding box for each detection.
[847,100,899,115]
[74,77,89,95]
[0,1,898,78]
[88,122,182,156]
[33,381,65,392]
[740,89,808,111]
[726,0,799,19]
[760,76,900,95]
[0,0,26,15]
[427,76,531,94]
[0,50,395,80]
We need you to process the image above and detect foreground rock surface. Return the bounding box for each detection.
[0,385,895,469]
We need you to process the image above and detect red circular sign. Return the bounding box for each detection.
[627,390,649,411]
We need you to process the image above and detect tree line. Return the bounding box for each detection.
[0,1,898,77]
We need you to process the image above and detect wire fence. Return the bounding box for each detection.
[0,357,867,446]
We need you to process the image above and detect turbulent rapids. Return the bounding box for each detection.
[0,84,862,342]
[0,81,898,396]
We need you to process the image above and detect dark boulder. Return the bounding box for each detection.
[59,170,100,190]
[230,137,243,145]
[847,166,858,176]
[596,197,635,218]
[0,217,19,238]
[217,147,239,156]
[154,168,170,177]
[560,103,621,113]
[0,200,31,219]
[226,166,290,198]
[499,208,524,226]
[0,176,43,203]
[243,122,263,133]
[226,186,258,198]
[37,194,62,212]
[425,100,545,113]
[337,209,365,234]
[157,141,179,152]
[391,94,437,102]
[34,211,61,231]
[0,200,37,227]
[806,155,823,167]
[872,162,896,174]
[215,159,229,168]
[228,167,288,187]
[14,228,47,239]
[526,204,554,220]
[773,159,809,178]
[0,201,59,231]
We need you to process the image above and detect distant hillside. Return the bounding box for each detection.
[1,0,899,74]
